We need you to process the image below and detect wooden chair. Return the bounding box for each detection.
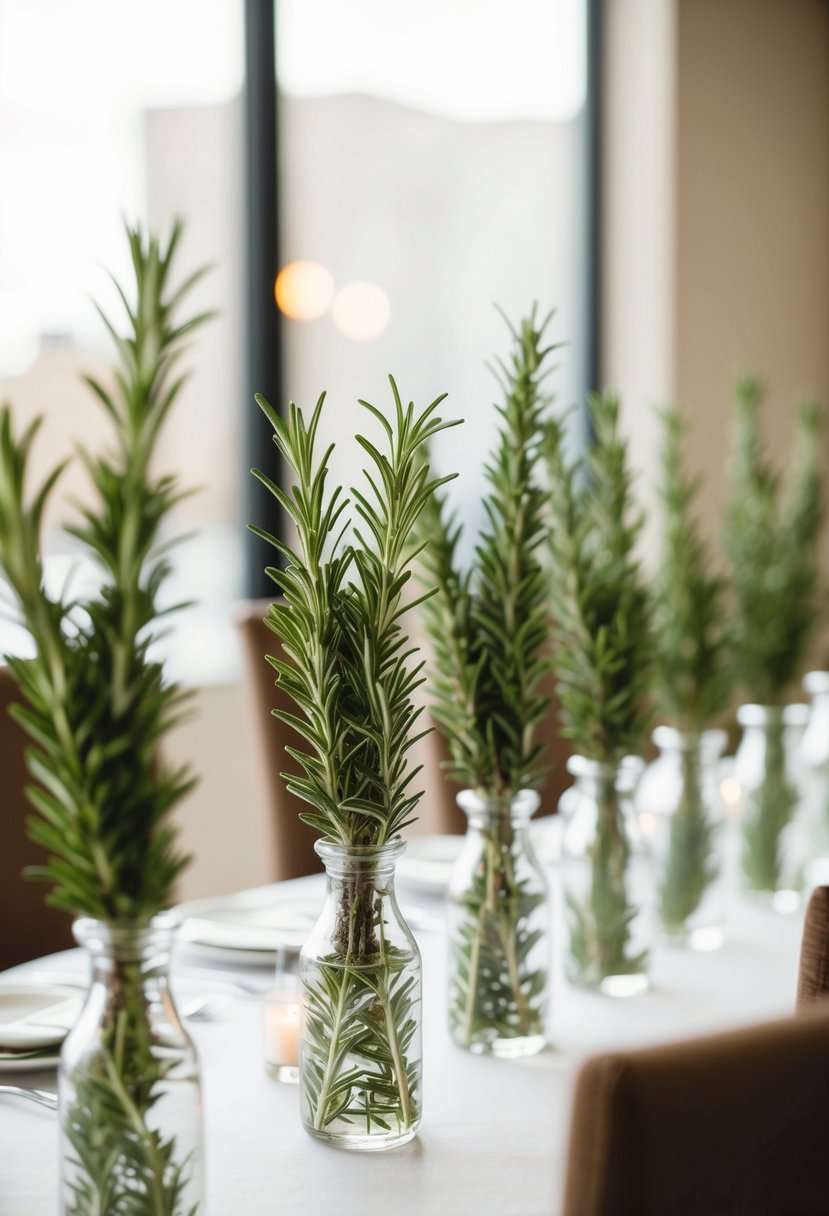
[0,666,73,969]
[562,1007,829,1216]
[796,884,829,1012]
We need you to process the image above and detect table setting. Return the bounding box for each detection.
[0,225,826,1216]
[0,861,807,1216]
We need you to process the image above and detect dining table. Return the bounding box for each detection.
[0,867,806,1216]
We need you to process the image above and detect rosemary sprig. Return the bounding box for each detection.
[252,381,459,1137]
[653,410,729,935]
[416,307,554,1051]
[0,221,209,1215]
[253,382,459,846]
[723,374,824,705]
[417,306,556,800]
[655,409,730,730]
[546,392,653,988]
[0,221,208,923]
[723,374,824,893]
[545,392,653,765]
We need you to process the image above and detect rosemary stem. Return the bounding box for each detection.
[380,988,412,1129]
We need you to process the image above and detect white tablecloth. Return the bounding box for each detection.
[0,874,805,1216]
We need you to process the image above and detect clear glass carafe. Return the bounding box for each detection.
[735,704,807,909]
[560,756,653,996]
[447,790,550,1058]
[299,838,422,1151]
[59,916,203,1216]
[636,727,728,950]
[801,673,829,865]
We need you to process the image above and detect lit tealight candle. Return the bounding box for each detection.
[263,994,300,1083]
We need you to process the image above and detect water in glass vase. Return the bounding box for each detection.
[636,727,728,951]
[447,790,550,1058]
[735,703,809,911]
[299,839,422,1151]
[560,756,653,997]
[59,916,203,1216]
[801,672,829,867]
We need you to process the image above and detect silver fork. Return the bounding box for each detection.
[0,1085,58,1111]
[180,993,231,1022]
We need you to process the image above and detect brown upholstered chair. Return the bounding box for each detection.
[0,666,73,969]
[235,600,322,879]
[563,1007,829,1216]
[796,884,829,1012]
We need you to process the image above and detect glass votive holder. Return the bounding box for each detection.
[263,947,300,1083]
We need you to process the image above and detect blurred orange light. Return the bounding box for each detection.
[332,282,390,342]
[274,260,334,321]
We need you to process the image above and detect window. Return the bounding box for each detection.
[273,0,593,561]
[0,0,246,681]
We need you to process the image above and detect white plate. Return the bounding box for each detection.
[398,835,464,895]
[177,888,320,963]
[0,1050,61,1074]
[0,985,82,1051]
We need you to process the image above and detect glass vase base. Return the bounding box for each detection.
[460,1031,547,1059]
[303,1123,419,1153]
[599,973,649,999]
[662,924,724,952]
[266,1063,299,1084]
[745,887,801,915]
[566,968,650,998]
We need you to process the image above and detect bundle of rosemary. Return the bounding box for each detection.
[417,307,554,1055]
[723,374,824,895]
[546,392,653,990]
[650,409,731,940]
[0,222,209,1213]
[252,382,459,1146]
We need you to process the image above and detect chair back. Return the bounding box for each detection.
[796,884,829,1012]
[563,1008,829,1216]
[235,601,321,879]
[0,666,73,968]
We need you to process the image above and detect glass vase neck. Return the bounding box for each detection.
[652,726,728,759]
[455,789,540,827]
[805,671,829,697]
[73,914,178,971]
[737,703,808,729]
[566,754,643,797]
[314,837,406,881]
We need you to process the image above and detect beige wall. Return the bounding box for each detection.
[603,0,829,564]
[675,0,829,538]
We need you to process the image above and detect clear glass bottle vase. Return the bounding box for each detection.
[801,672,829,864]
[299,838,422,1151]
[447,790,550,1058]
[560,756,653,996]
[59,915,203,1216]
[636,727,728,950]
[735,703,807,909]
